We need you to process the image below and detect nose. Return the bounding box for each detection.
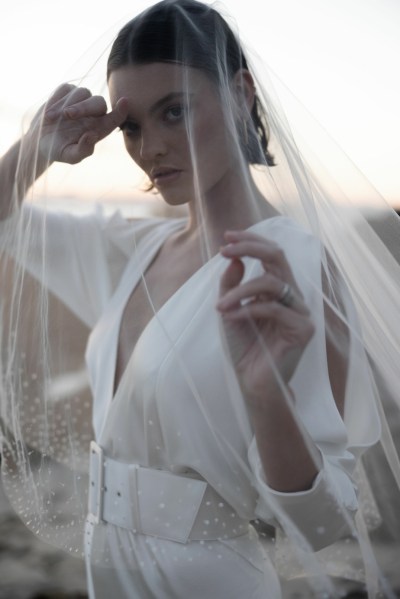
[139,126,167,161]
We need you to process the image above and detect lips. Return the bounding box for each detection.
[150,167,182,186]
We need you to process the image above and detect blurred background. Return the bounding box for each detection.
[1,0,399,209]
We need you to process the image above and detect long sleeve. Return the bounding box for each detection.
[244,219,381,551]
[248,441,358,550]
[0,206,164,329]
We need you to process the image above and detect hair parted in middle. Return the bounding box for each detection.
[107,0,275,168]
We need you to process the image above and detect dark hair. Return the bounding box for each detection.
[107,0,275,167]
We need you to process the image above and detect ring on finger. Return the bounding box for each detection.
[277,283,295,308]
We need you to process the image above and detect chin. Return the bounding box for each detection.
[158,186,194,207]
[157,193,186,207]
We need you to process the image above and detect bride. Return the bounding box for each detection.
[1,1,399,597]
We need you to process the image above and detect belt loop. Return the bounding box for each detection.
[89,441,104,524]
[129,465,142,534]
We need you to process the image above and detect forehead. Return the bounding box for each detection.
[108,62,210,108]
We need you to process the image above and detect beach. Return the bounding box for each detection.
[1,471,399,598]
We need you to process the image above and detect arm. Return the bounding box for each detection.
[0,84,127,219]
[0,136,48,220]
[217,230,321,492]
[241,256,350,493]
[217,229,358,549]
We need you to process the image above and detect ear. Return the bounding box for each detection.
[231,69,256,117]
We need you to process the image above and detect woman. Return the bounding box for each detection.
[0,1,398,597]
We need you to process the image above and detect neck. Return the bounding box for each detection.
[185,162,277,253]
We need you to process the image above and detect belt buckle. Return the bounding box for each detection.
[89,441,104,524]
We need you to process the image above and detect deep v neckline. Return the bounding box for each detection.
[110,213,287,403]
[111,217,208,402]
[88,213,288,439]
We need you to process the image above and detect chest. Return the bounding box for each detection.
[114,243,202,392]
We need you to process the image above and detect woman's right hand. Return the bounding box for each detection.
[29,83,128,165]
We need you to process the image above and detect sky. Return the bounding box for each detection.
[1,0,399,208]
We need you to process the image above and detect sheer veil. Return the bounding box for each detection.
[1,1,399,597]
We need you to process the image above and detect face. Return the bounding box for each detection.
[108,62,238,205]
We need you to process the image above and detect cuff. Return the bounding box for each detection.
[250,445,358,551]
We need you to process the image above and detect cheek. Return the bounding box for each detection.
[192,114,233,170]
[198,100,232,151]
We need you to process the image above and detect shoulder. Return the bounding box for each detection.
[100,210,187,258]
[251,215,322,267]
[251,215,318,241]
[83,209,188,257]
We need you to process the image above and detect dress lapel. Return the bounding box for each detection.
[86,218,185,439]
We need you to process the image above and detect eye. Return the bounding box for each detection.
[164,104,185,122]
[119,120,140,137]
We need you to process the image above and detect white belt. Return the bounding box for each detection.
[88,441,249,544]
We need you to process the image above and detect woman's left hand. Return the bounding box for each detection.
[217,230,315,405]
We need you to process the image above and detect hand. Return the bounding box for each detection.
[217,230,315,405]
[28,83,128,165]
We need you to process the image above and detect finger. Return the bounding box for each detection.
[77,131,98,155]
[44,84,77,122]
[217,275,308,315]
[47,83,77,106]
[224,229,276,244]
[222,301,292,322]
[61,132,98,164]
[62,86,92,106]
[223,302,315,341]
[105,97,130,130]
[219,259,245,306]
[218,274,280,306]
[63,95,108,119]
[221,238,283,265]
[45,86,92,121]
[220,238,301,293]
[87,98,130,141]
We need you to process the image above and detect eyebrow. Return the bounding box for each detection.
[149,91,193,115]
[120,91,193,128]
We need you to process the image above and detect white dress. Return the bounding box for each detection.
[0,207,380,598]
